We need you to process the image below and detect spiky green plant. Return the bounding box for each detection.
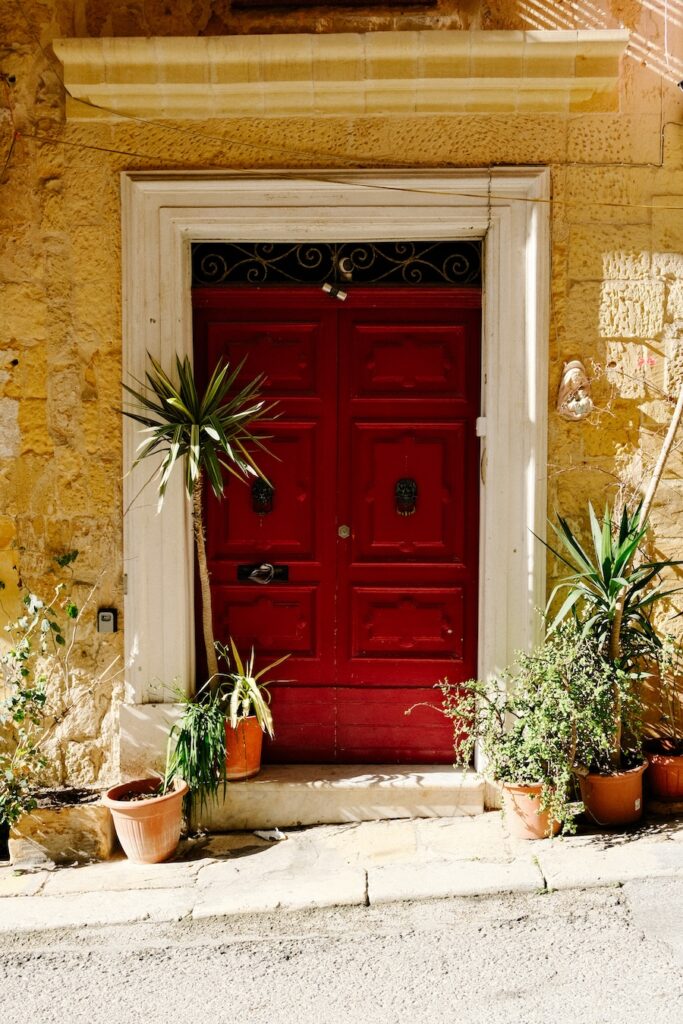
[122,353,276,688]
[163,642,290,814]
[541,502,682,768]
[544,503,680,659]
[215,638,290,738]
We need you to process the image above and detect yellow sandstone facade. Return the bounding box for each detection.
[0,0,682,784]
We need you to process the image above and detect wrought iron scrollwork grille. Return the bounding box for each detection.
[192,241,481,288]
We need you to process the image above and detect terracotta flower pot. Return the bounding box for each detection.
[646,750,683,802]
[225,716,263,780]
[103,777,188,864]
[502,782,560,840]
[579,760,647,827]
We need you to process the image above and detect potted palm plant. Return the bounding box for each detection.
[122,352,275,688]
[109,353,276,860]
[539,379,683,825]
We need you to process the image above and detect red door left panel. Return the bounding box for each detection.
[193,291,337,760]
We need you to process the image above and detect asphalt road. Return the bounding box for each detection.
[1,880,682,1024]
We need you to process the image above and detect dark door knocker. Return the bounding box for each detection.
[252,478,274,515]
[395,477,418,516]
[248,563,276,585]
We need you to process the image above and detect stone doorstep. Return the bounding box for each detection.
[7,767,483,868]
[192,765,485,832]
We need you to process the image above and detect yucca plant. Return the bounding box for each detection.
[544,503,680,660]
[122,352,276,689]
[542,502,682,768]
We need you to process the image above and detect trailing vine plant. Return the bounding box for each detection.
[0,553,121,827]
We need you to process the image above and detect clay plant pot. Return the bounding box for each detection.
[501,782,560,840]
[103,777,188,864]
[225,716,263,780]
[579,760,647,827]
[645,749,683,802]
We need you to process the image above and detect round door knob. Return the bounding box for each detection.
[338,525,351,539]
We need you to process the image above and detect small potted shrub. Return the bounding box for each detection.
[164,639,288,792]
[416,624,615,839]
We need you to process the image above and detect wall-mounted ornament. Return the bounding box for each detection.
[252,478,274,515]
[395,477,418,516]
[557,360,594,421]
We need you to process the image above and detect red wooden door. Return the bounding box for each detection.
[193,287,481,763]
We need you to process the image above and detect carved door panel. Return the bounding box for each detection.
[193,287,481,763]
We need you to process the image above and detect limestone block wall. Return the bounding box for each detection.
[0,0,682,783]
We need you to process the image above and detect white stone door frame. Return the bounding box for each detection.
[120,168,550,770]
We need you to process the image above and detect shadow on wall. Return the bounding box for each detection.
[118,702,185,779]
[517,0,683,85]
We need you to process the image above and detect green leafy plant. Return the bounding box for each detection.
[122,353,276,688]
[164,687,228,813]
[163,640,289,813]
[416,625,619,834]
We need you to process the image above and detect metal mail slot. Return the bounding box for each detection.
[237,563,289,583]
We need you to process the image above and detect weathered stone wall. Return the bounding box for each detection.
[1,1,682,781]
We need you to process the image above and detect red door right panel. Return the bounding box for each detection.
[335,295,481,760]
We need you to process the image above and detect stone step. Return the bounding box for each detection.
[193,765,484,831]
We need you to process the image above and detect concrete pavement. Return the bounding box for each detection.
[1,811,682,933]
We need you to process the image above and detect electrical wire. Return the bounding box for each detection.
[11,126,683,213]
[18,129,193,166]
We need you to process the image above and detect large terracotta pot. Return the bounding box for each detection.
[103,777,188,864]
[579,761,647,827]
[225,716,263,780]
[646,749,683,801]
[502,782,560,840]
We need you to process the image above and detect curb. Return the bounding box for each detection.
[2,852,683,934]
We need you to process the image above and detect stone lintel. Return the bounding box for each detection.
[53,30,629,120]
